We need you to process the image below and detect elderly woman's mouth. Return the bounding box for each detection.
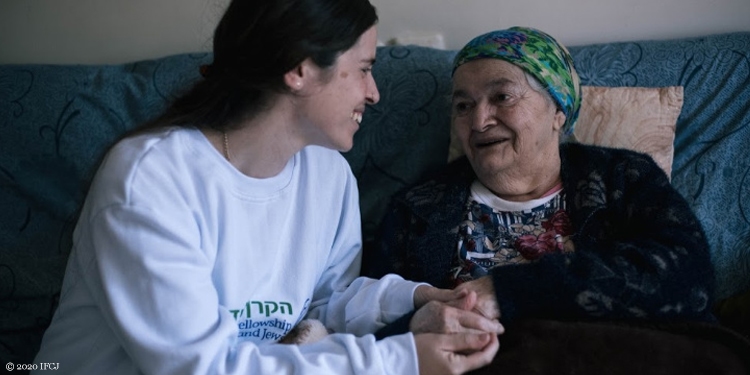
[475,139,508,148]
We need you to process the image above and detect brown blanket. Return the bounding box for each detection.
[470,319,750,375]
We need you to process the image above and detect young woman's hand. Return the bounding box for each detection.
[414,332,499,375]
[413,284,471,308]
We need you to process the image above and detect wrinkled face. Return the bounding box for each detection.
[298,26,380,152]
[451,58,566,184]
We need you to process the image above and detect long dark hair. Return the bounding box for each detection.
[142,0,378,133]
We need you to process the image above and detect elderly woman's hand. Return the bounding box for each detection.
[413,284,470,308]
[450,276,501,320]
[410,289,504,335]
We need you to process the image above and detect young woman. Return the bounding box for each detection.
[32,1,499,374]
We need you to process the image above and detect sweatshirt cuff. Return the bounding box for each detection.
[378,275,427,320]
[375,333,419,375]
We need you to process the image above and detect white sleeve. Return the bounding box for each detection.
[303,162,426,336]
[82,203,419,375]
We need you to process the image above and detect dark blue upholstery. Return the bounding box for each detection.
[570,35,750,306]
[1,32,748,365]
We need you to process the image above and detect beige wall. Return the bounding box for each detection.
[373,0,750,50]
[1,0,749,64]
[0,0,228,64]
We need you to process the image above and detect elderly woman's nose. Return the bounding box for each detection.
[471,102,495,131]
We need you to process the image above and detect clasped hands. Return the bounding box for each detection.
[413,276,502,331]
[410,276,503,375]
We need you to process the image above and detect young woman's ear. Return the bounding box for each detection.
[284,57,326,92]
[284,64,305,91]
[284,58,321,92]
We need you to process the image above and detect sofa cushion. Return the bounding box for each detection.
[568,33,750,300]
[574,86,682,177]
[342,45,457,246]
[0,53,211,364]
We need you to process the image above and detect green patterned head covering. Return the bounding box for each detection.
[453,26,581,135]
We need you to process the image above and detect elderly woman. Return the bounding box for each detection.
[363,26,715,330]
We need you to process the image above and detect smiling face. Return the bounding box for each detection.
[295,26,380,152]
[451,58,566,200]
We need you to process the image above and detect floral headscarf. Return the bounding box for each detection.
[452,26,581,135]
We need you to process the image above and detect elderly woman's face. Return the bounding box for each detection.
[451,59,566,185]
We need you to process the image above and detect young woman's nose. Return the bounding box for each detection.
[366,74,380,104]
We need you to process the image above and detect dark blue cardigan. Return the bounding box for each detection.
[362,142,715,336]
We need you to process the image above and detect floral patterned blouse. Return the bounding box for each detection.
[450,181,574,285]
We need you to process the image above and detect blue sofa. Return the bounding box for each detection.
[2,32,749,367]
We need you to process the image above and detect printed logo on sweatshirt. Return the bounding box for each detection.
[230,299,310,343]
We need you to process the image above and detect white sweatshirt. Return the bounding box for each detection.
[32,127,421,375]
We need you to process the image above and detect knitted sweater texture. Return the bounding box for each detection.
[363,142,716,324]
